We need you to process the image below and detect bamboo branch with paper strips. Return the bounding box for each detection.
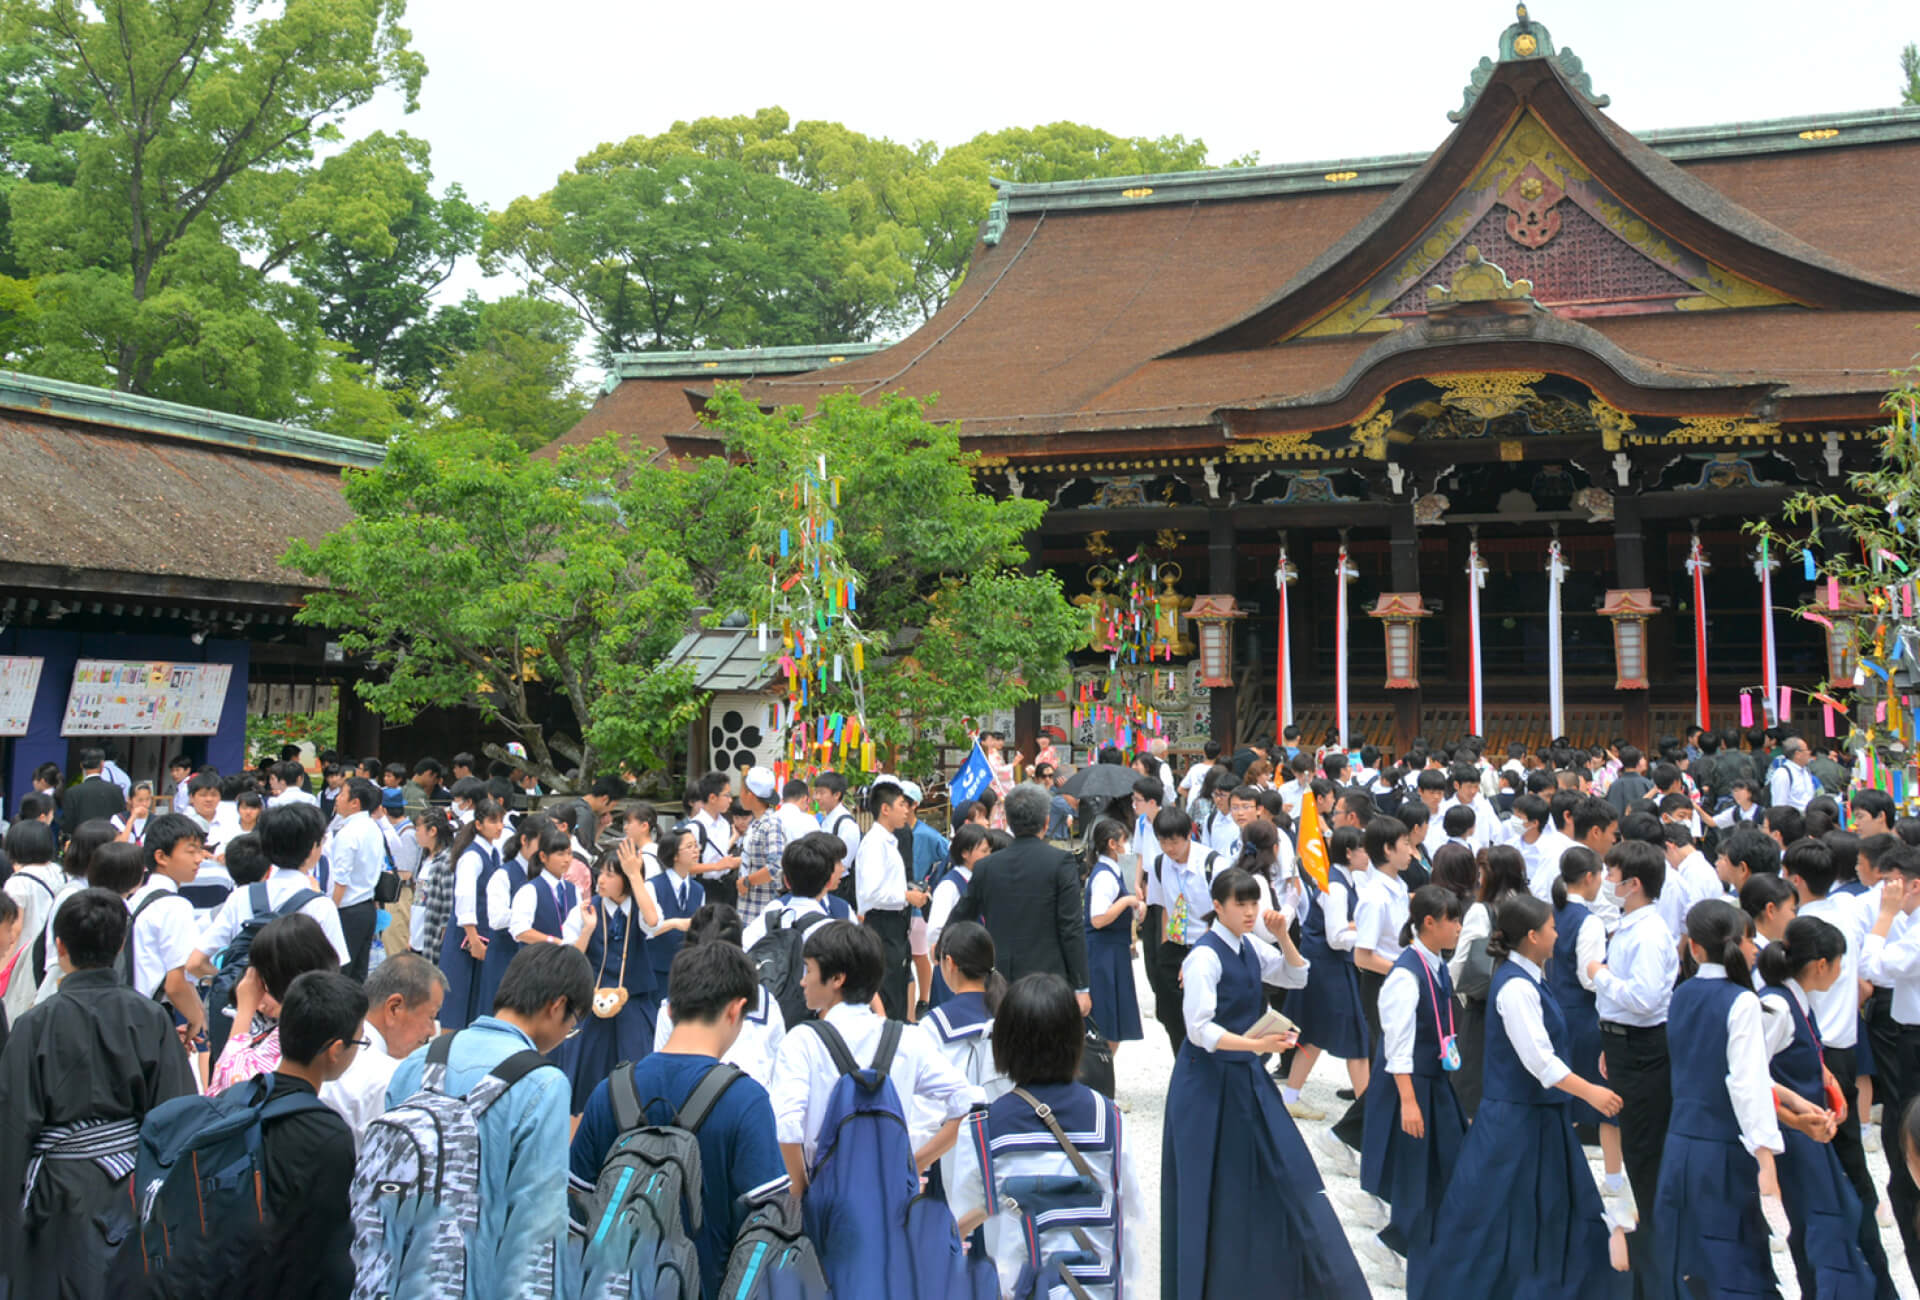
[1751,368,1920,807]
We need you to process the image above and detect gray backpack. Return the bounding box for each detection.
[350,1032,559,1299]
[577,1061,744,1300]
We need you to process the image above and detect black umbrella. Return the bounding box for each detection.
[1059,762,1144,801]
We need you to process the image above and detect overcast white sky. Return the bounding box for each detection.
[343,0,1920,325]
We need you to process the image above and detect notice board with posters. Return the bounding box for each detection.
[61,660,232,736]
[0,656,44,735]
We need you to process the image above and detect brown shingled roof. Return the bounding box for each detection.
[558,59,1920,457]
[0,412,351,592]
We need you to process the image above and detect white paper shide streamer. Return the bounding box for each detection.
[1546,540,1567,739]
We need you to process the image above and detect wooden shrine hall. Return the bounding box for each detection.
[560,7,1920,757]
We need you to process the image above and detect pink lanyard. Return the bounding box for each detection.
[1413,947,1457,1042]
[1787,988,1825,1073]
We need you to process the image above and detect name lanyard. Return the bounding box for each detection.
[1414,948,1462,1070]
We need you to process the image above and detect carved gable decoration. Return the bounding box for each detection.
[1299,112,1791,337]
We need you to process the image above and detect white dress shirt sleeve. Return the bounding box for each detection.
[926,878,961,946]
[770,1029,815,1147]
[1323,880,1358,953]
[1180,944,1229,1053]
[1449,903,1490,985]
[1353,888,1389,957]
[1575,912,1606,992]
[907,1033,986,1124]
[453,849,483,928]
[1727,991,1786,1155]
[1379,965,1421,1074]
[1088,867,1121,917]
[1592,921,1679,1019]
[1760,994,1797,1057]
[854,831,905,914]
[1495,974,1571,1088]
[561,900,586,945]
[1247,930,1308,989]
[507,881,539,937]
[1863,925,1920,985]
[485,867,515,930]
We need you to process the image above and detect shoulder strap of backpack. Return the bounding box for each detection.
[792,910,830,938]
[427,1032,456,1068]
[675,1063,744,1134]
[610,1060,645,1133]
[273,888,323,917]
[487,1049,556,1090]
[17,872,54,901]
[248,882,271,916]
[801,1018,860,1077]
[870,1020,903,1077]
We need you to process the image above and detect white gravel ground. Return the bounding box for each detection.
[1109,958,1919,1298]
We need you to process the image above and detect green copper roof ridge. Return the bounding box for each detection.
[985,102,1920,219]
[604,342,889,388]
[0,369,384,469]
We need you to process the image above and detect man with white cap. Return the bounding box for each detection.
[735,766,788,927]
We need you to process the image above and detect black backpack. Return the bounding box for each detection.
[205,883,322,1057]
[749,908,830,1028]
[115,887,190,998]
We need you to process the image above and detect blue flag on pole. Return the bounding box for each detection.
[949,740,994,807]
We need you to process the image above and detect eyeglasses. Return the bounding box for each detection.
[341,1037,371,1050]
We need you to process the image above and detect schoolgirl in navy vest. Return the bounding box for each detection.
[949,971,1143,1299]
[1549,846,1630,1202]
[1651,899,1786,1300]
[643,825,703,994]
[570,837,665,1114]
[509,823,591,1077]
[1283,827,1373,1114]
[436,799,506,1030]
[1083,818,1144,1055]
[1757,915,1882,1299]
[1163,868,1369,1299]
[1359,884,1464,1292]
[1422,893,1620,1300]
[912,921,1010,1204]
[474,812,544,1018]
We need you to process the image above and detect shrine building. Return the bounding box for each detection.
[559,8,1920,758]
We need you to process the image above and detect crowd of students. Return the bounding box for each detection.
[3,726,1919,1298]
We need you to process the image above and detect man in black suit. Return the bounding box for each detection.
[60,747,126,832]
[951,783,1092,1016]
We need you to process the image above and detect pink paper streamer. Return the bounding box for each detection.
[1740,693,1754,728]
[1825,703,1836,736]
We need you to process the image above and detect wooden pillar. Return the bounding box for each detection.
[1208,510,1238,751]
[1389,503,1423,755]
[1614,489,1651,751]
[337,679,382,759]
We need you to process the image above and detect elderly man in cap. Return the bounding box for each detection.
[735,766,788,927]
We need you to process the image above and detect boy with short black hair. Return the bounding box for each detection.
[571,942,789,1295]
[128,812,209,1045]
[855,783,924,1019]
[0,889,196,1294]
[768,921,979,1192]
[247,970,366,1295]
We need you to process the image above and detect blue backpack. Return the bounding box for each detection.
[798,1019,993,1300]
[133,1071,334,1276]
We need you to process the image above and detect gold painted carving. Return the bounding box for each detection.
[1675,266,1792,312]
[1589,399,1636,451]
[1665,416,1785,444]
[1298,207,1474,338]
[1349,408,1395,460]
[1427,246,1534,305]
[1472,113,1593,198]
[974,454,1009,468]
[1225,430,1319,460]
[1432,371,1545,421]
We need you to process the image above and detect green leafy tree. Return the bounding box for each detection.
[489,109,1247,356]
[483,151,858,359]
[438,293,588,449]
[284,424,702,789]
[4,0,425,416]
[1904,43,1920,106]
[680,386,1085,775]
[291,144,483,397]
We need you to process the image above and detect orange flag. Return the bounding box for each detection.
[1296,787,1330,894]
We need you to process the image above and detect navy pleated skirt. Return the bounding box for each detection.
[1161,1041,1371,1300]
[1652,1131,1779,1300]
[1291,949,1371,1061]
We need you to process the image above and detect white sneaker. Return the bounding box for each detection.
[1333,1187,1390,1231]
[1354,1233,1407,1288]
[1287,1098,1328,1121]
[1313,1126,1360,1178]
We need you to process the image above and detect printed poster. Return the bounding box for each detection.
[0,657,43,736]
[61,659,233,736]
